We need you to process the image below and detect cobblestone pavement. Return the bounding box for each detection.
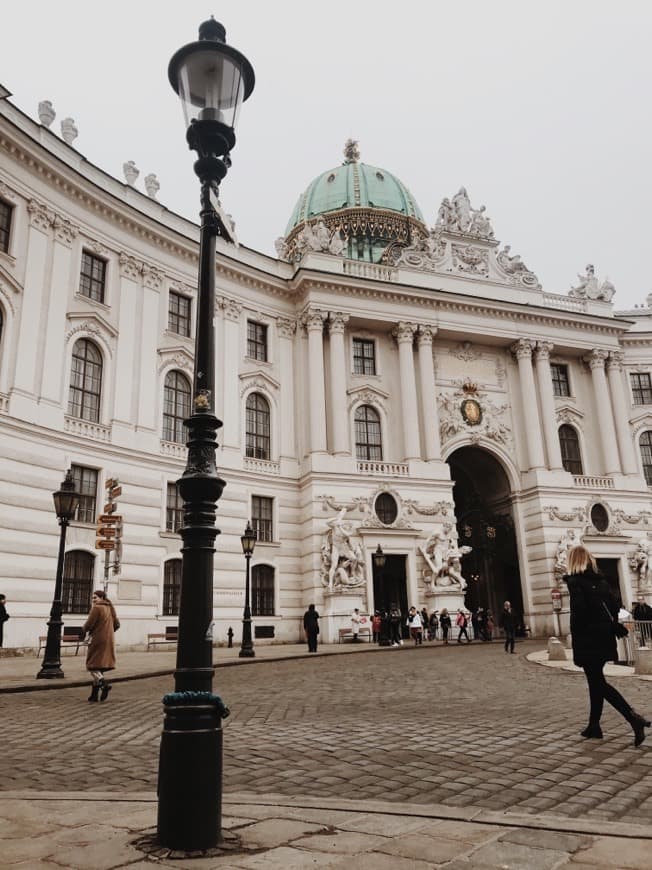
[2,642,652,825]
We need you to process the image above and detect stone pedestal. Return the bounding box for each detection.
[634,646,652,675]
[322,590,368,643]
[547,637,567,661]
[425,589,466,634]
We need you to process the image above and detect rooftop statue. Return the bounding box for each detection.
[60,117,78,146]
[435,188,494,239]
[452,186,472,232]
[496,244,540,288]
[38,100,55,128]
[569,264,615,302]
[343,138,360,164]
[123,160,139,186]
[144,173,160,200]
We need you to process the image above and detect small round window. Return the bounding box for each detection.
[375,493,398,525]
[327,173,336,183]
[376,171,385,181]
[590,503,609,533]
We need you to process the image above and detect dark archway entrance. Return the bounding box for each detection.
[447,446,524,625]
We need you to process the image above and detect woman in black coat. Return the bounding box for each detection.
[564,545,649,745]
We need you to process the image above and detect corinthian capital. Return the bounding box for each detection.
[392,321,417,343]
[510,338,535,360]
[27,199,54,233]
[534,341,554,362]
[327,312,349,334]
[301,308,327,332]
[52,214,79,247]
[417,325,437,345]
[607,350,624,371]
[585,348,608,370]
[276,316,297,339]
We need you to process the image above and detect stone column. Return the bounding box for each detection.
[302,309,327,454]
[533,341,563,470]
[417,325,441,461]
[327,312,350,455]
[586,349,621,475]
[607,351,637,475]
[277,316,297,459]
[393,322,421,461]
[511,339,545,469]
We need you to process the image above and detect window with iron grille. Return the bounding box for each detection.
[641,431,652,485]
[247,320,268,362]
[0,199,12,254]
[68,339,103,422]
[71,465,98,524]
[163,371,191,443]
[353,338,376,375]
[252,564,274,616]
[168,291,191,337]
[166,482,183,532]
[163,559,182,616]
[631,373,652,405]
[61,550,94,614]
[355,404,382,461]
[245,392,270,459]
[551,363,570,398]
[79,251,107,303]
[252,495,273,542]
[559,424,583,475]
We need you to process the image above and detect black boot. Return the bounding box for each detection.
[100,681,112,702]
[630,712,651,747]
[580,724,603,739]
[88,684,100,702]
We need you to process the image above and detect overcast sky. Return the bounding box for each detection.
[3,1,651,309]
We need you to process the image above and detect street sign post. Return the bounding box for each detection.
[97,478,123,588]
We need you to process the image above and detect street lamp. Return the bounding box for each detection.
[372,545,391,647]
[239,521,257,658]
[157,17,255,852]
[37,470,80,679]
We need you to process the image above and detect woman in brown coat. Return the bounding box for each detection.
[83,590,120,702]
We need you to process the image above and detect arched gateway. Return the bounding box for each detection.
[447,446,524,624]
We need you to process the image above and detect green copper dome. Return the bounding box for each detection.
[286,156,424,234]
[282,141,427,264]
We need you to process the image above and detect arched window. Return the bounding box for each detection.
[246,392,271,460]
[163,559,182,616]
[62,550,94,614]
[355,405,382,461]
[163,371,191,443]
[252,564,275,616]
[68,339,102,422]
[640,431,652,485]
[559,424,583,475]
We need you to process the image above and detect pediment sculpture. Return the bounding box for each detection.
[438,380,512,446]
[629,535,652,594]
[554,528,583,581]
[420,528,472,592]
[320,508,366,592]
[568,264,615,302]
[277,219,347,263]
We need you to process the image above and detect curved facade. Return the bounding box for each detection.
[2,91,652,650]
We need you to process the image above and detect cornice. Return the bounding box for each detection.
[215,258,294,301]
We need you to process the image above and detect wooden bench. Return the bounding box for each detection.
[147,625,178,650]
[338,626,372,643]
[38,626,87,656]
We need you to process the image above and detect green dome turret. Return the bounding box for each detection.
[281,140,426,264]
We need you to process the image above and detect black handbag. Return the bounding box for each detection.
[602,602,628,638]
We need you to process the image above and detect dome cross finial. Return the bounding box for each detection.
[343,138,360,164]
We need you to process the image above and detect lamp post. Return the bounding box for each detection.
[239,521,256,657]
[157,17,255,852]
[37,470,80,679]
[372,545,391,646]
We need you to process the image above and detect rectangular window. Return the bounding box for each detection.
[252,565,275,616]
[79,251,107,303]
[247,320,268,362]
[0,199,12,254]
[631,373,652,406]
[163,560,182,616]
[551,363,570,398]
[71,465,98,524]
[252,495,273,542]
[166,482,183,532]
[168,291,191,337]
[353,338,376,375]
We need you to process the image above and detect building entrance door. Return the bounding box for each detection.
[597,558,623,607]
[373,554,409,634]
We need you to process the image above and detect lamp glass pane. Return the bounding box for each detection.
[177,49,245,128]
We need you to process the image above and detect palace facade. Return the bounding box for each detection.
[1,92,652,649]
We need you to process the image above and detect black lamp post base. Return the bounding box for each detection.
[238,647,255,658]
[36,665,65,679]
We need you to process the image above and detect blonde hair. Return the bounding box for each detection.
[566,545,597,575]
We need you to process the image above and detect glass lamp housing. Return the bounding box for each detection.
[53,471,80,521]
[241,521,257,555]
[373,544,386,569]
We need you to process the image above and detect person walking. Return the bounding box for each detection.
[429,610,439,641]
[439,608,452,644]
[389,603,403,646]
[303,603,320,653]
[564,545,650,745]
[501,600,517,653]
[420,607,430,640]
[407,606,423,645]
[456,609,470,643]
[82,590,120,702]
[371,611,382,643]
[0,594,9,648]
[351,608,362,642]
